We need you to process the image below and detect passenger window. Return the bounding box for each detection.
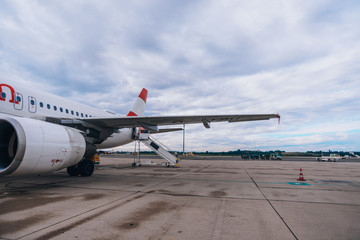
[81,113,84,117]
[85,114,88,117]
[30,100,35,105]
[66,109,69,114]
[54,106,57,111]
[76,112,79,116]
[0,92,6,99]
[40,102,44,108]
[16,96,21,102]
[71,110,74,115]
[47,104,51,109]
[60,107,63,112]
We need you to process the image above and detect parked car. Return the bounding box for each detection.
[316,154,341,162]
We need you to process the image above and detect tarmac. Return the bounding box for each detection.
[1,155,360,240]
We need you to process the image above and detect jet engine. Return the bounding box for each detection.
[0,117,88,176]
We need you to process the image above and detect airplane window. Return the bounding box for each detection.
[30,100,35,105]
[47,104,51,109]
[66,109,69,114]
[85,114,88,117]
[60,107,63,112]
[81,113,84,117]
[71,110,74,115]
[16,96,21,102]
[0,92,5,99]
[54,106,57,111]
[40,102,44,108]
[76,112,79,116]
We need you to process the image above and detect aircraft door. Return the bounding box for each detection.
[14,92,23,110]
[28,96,37,113]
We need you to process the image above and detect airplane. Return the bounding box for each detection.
[0,80,280,177]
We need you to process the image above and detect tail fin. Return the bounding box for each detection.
[127,88,148,117]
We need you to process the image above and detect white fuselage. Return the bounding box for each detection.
[0,81,133,149]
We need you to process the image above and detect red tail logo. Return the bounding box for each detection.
[0,84,19,104]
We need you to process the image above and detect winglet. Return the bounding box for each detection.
[127,88,148,117]
[276,113,280,125]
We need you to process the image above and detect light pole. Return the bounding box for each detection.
[183,124,185,155]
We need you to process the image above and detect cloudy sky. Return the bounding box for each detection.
[1,0,359,152]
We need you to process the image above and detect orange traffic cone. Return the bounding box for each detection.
[297,168,306,181]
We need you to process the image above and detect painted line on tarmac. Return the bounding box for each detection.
[240,162,299,240]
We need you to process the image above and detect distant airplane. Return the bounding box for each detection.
[0,81,280,177]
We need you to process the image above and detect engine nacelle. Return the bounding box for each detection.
[0,117,86,176]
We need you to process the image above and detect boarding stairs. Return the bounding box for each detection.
[133,132,179,167]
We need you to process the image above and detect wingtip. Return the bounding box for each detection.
[276,113,280,125]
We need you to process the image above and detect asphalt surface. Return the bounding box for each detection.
[1,156,360,240]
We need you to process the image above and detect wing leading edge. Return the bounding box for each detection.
[83,114,280,129]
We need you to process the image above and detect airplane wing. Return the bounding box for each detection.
[83,114,280,130]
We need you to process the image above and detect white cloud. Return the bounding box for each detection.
[1,0,359,152]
